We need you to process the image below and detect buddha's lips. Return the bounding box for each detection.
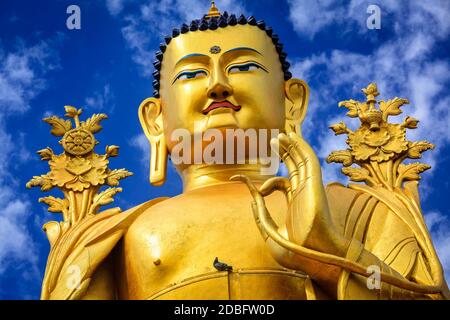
[202,101,241,115]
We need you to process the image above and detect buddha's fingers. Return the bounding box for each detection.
[278,133,305,190]
[258,176,292,202]
[273,138,300,192]
[251,201,269,241]
[288,132,322,179]
[231,174,280,234]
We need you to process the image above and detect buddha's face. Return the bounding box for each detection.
[159,25,286,152]
[139,23,309,184]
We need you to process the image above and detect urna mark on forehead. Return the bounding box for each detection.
[151,13,292,98]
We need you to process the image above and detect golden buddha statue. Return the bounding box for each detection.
[27,2,449,300]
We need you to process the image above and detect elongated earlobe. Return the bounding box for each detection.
[138,97,167,186]
[284,78,310,136]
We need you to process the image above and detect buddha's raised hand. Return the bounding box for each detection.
[232,132,350,271]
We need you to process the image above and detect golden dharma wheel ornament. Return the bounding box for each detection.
[61,128,96,155]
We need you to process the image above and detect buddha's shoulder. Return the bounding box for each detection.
[123,190,219,223]
[119,196,171,230]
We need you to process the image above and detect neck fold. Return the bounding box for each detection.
[181,163,274,192]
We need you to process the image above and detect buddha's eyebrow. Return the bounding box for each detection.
[175,53,209,67]
[223,47,262,55]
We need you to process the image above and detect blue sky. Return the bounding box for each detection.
[0,0,449,299]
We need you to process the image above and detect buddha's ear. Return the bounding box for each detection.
[138,97,167,186]
[284,78,310,136]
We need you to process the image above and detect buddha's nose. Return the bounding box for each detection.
[207,76,233,100]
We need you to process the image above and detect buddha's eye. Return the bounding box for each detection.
[174,70,207,83]
[228,62,266,74]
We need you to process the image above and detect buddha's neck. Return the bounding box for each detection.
[180,163,273,192]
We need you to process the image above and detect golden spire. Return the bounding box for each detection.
[206,0,221,18]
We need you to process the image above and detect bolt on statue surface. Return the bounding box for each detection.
[27,2,449,300]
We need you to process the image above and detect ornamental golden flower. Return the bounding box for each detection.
[48,154,109,191]
[347,123,408,162]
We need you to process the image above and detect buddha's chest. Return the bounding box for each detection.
[116,188,295,299]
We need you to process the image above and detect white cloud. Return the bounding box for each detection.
[84,84,115,111]
[0,40,57,114]
[106,0,126,16]
[0,39,58,277]
[287,0,348,38]
[120,15,155,74]
[315,116,350,185]
[425,211,450,282]
[287,0,450,39]
[0,122,38,275]
[0,192,37,274]
[130,133,150,169]
[108,0,246,75]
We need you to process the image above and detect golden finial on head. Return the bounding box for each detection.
[206,1,221,18]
